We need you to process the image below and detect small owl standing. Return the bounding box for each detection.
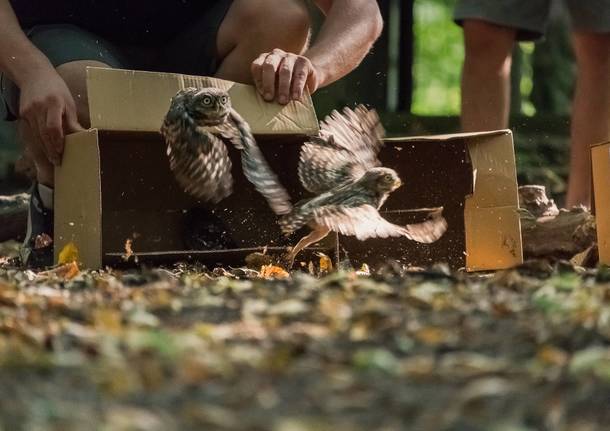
[280,105,448,267]
[160,87,292,215]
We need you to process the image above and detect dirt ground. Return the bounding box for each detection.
[0,240,608,431]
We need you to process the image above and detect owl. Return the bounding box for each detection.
[160,87,292,215]
[280,105,448,267]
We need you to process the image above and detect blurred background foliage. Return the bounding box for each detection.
[412,0,575,117]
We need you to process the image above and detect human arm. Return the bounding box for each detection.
[0,0,82,164]
[251,0,383,104]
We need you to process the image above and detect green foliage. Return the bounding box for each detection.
[412,0,463,115]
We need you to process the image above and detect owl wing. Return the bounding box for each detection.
[161,92,233,203]
[225,109,293,215]
[298,105,385,194]
[312,204,448,242]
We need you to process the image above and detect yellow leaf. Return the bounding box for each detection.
[58,242,79,265]
[260,265,290,279]
[318,253,333,273]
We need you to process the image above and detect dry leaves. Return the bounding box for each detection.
[0,256,608,430]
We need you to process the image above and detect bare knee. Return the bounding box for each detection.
[56,60,111,127]
[463,20,516,77]
[221,0,311,54]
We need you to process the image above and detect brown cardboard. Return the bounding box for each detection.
[86,67,319,135]
[55,67,521,271]
[591,142,610,264]
[55,67,326,268]
[339,130,523,271]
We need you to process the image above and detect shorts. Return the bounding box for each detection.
[1,0,233,120]
[454,0,610,41]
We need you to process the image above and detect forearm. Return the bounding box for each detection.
[0,0,53,86]
[307,0,383,87]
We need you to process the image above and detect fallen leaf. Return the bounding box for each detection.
[122,238,138,263]
[34,233,53,250]
[260,265,290,279]
[537,345,569,367]
[57,241,79,264]
[318,253,333,273]
[39,261,80,280]
[245,252,273,269]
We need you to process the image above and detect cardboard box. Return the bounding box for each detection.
[55,67,522,271]
[339,130,523,271]
[591,142,610,264]
[54,67,327,268]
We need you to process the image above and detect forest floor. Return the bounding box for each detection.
[0,240,609,431]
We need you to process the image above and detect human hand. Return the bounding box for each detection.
[251,48,320,105]
[18,67,84,165]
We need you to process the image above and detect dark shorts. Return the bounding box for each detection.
[455,0,610,40]
[1,0,233,120]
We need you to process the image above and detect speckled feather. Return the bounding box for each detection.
[161,87,292,214]
[161,88,233,203]
[282,105,447,245]
[298,105,384,194]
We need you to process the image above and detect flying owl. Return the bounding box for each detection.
[280,105,448,267]
[160,87,292,215]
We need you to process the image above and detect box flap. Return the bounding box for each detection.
[591,142,610,264]
[86,67,319,135]
[465,131,518,209]
[54,129,103,268]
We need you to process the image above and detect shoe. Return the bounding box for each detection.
[20,183,54,268]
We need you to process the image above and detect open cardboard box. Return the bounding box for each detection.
[54,67,329,268]
[591,141,610,264]
[55,67,523,271]
[340,131,523,271]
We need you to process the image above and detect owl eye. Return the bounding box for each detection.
[202,96,213,106]
[221,96,228,104]
[384,174,393,181]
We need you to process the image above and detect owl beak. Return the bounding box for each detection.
[394,179,402,189]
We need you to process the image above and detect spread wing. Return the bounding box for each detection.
[298,105,385,194]
[312,204,448,242]
[225,109,293,215]
[161,93,233,203]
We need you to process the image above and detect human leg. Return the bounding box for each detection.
[454,0,551,131]
[0,24,125,266]
[460,20,516,131]
[214,0,311,85]
[565,32,610,207]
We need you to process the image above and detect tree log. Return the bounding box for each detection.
[519,186,596,260]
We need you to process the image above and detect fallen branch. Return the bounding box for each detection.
[519,186,596,260]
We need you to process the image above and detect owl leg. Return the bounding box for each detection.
[284,226,331,269]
